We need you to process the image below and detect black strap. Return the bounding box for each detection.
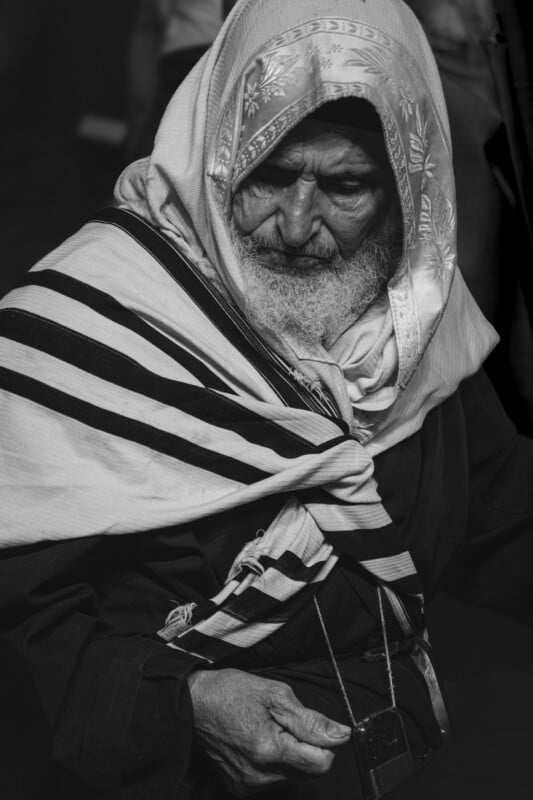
[91,207,346,429]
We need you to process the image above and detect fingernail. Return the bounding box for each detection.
[327,722,351,738]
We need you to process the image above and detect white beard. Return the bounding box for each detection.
[231,214,401,349]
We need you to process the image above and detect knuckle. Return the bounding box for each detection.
[302,709,325,736]
[306,711,322,731]
[269,681,295,706]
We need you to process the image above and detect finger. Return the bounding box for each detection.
[267,684,351,746]
[273,729,336,776]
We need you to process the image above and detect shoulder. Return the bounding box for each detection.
[0,217,191,360]
[1,217,170,308]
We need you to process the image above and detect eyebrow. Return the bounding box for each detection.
[320,169,377,181]
[259,160,379,179]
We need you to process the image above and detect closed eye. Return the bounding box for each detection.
[319,176,366,196]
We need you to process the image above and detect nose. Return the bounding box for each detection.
[276,178,321,248]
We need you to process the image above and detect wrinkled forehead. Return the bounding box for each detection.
[261,103,395,184]
[303,99,392,168]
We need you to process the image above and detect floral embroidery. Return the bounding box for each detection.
[408,107,436,181]
[243,81,261,118]
[243,54,300,118]
[398,81,416,121]
[305,44,322,63]
[344,46,391,75]
[344,47,416,127]
[418,187,456,280]
[303,44,334,71]
[211,103,235,205]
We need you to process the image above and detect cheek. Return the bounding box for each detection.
[232,188,278,235]
[324,190,387,252]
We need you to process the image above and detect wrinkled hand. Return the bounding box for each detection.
[188,668,351,796]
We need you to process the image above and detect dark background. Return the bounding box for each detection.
[0,0,139,294]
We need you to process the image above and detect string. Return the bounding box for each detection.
[377,585,397,708]
[313,585,397,726]
[313,595,358,728]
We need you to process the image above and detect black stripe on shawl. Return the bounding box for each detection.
[184,588,309,628]
[257,548,419,593]
[0,308,331,460]
[19,269,232,393]
[325,525,410,561]
[92,207,348,431]
[0,366,268,485]
[173,587,319,660]
[256,551,334,582]
[232,538,420,596]
[258,531,420,594]
[255,547,419,595]
[313,435,354,453]
[222,582,321,623]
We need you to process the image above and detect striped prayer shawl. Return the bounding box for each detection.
[0,208,422,664]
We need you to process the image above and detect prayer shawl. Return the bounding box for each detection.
[0,0,496,664]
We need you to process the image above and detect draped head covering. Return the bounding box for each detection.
[116,0,497,441]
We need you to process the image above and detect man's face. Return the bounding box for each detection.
[232,116,396,267]
[231,115,401,348]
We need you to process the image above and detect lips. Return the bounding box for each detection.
[258,247,330,271]
[285,255,326,268]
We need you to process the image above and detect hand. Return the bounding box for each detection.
[187,668,351,796]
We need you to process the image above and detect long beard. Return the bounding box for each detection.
[232,213,402,349]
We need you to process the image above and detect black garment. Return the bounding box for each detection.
[1,369,533,798]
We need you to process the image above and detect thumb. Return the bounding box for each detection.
[269,686,351,747]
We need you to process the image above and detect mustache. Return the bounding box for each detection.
[241,232,338,262]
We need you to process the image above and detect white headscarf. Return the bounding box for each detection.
[116,0,496,446]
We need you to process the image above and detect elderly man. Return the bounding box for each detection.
[1,0,533,798]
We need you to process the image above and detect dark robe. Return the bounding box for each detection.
[1,368,533,799]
